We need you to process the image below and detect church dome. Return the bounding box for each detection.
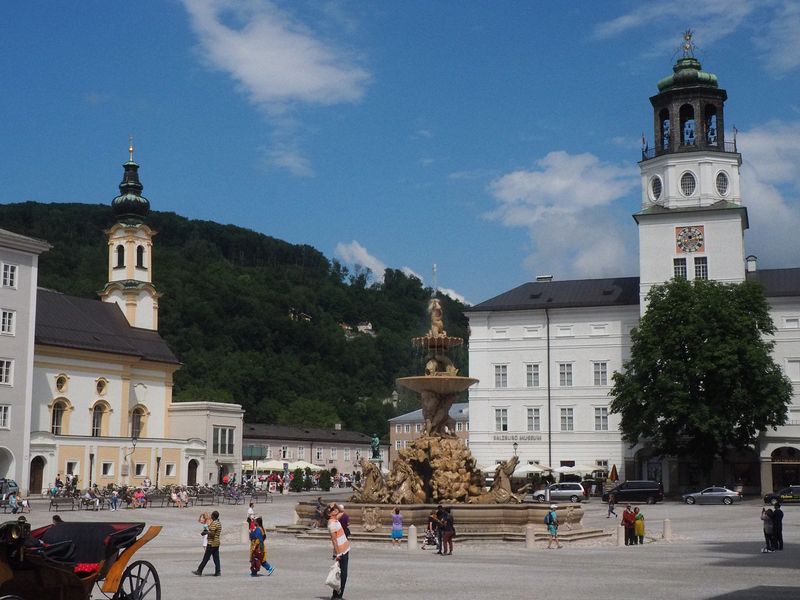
[112,158,150,223]
[657,56,719,92]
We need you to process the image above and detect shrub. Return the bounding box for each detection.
[319,470,332,492]
[290,468,304,492]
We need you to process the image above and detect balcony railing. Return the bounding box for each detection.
[641,139,738,161]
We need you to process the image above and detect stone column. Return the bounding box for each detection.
[760,459,773,497]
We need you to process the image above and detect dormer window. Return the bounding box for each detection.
[115,245,125,268]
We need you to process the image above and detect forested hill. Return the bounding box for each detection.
[0,202,470,435]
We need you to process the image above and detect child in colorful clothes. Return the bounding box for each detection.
[391,507,403,547]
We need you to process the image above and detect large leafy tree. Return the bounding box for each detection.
[610,278,792,471]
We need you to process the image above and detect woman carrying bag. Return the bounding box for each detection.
[325,503,350,599]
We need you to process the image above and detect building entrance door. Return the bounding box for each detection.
[29,456,45,494]
[187,459,198,486]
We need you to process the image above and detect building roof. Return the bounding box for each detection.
[35,289,180,364]
[468,267,800,314]
[747,268,800,298]
[0,228,51,254]
[389,402,469,423]
[466,277,640,312]
[242,423,378,445]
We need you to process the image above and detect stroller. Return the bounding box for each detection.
[420,527,437,550]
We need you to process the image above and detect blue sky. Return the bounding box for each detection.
[2,1,800,305]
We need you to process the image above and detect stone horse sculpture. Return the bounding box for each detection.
[469,455,531,504]
[350,457,390,504]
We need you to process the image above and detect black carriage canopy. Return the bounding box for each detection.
[28,522,145,571]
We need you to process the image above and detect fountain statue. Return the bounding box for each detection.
[350,298,527,505]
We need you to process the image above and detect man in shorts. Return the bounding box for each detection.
[546,504,563,549]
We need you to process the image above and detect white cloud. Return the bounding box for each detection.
[181,0,370,176]
[401,266,423,281]
[183,0,370,112]
[334,240,386,282]
[487,151,638,279]
[437,287,471,306]
[593,1,800,77]
[738,120,800,267]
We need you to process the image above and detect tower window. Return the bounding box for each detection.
[674,258,687,279]
[679,104,696,146]
[136,245,145,268]
[659,108,670,150]
[650,176,662,202]
[705,105,718,145]
[716,172,729,196]
[680,172,696,196]
[115,245,125,268]
[695,257,708,280]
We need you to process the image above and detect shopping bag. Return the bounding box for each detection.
[325,560,341,592]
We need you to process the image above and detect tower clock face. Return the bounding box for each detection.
[676,226,705,253]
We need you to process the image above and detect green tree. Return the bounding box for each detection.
[319,470,332,492]
[610,278,793,472]
[289,468,304,492]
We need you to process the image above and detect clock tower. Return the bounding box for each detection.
[635,32,748,313]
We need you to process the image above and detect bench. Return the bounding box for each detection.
[49,496,76,511]
[194,492,217,506]
[250,490,273,504]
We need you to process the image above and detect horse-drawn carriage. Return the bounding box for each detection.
[0,517,161,599]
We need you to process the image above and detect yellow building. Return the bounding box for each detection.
[25,149,242,494]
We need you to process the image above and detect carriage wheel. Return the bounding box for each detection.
[111,560,161,600]
[0,595,27,599]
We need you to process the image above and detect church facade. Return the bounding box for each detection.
[0,148,243,494]
[467,44,800,495]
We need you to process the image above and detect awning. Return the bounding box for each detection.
[288,460,324,472]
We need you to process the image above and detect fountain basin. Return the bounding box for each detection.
[396,375,478,395]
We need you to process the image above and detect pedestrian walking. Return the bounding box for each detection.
[773,503,784,550]
[607,494,618,518]
[761,507,775,553]
[247,501,255,525]
[193,510,222,576]
[391,507,403,548]
[421,509,438,550]
[435,504,445,554]
[634,507,645,545]
[622,504,636,546]
[545,504,563,549]
[110,489,119,511]
[249,516,275,576]
[325,503,350,600]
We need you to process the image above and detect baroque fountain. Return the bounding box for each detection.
[294,299,588,538]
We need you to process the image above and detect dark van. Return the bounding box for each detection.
[602,480,664,504]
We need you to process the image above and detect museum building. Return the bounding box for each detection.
[466,44,800,495]
[0,149,244,494]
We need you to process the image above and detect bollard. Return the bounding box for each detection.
[663,518,672,540]
[617,524,625,547]
[407,524,417,552]
[525,523,537,549]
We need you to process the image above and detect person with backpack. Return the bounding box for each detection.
[545,504,563,549]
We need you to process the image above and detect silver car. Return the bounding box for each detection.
[533,482,586,503]
[681,486,742,505]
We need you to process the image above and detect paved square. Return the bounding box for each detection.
[19,493,799,599]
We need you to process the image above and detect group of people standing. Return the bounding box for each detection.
[761,503,784,553]
[621,504,646,545]
[419,505,455,554]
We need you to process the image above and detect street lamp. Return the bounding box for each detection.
[155,450,162,490]
[512,441,518,456]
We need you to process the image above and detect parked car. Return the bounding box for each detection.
[532,482,587,503]
[601,480,664,504]
[0,479,19,502]
[681,486,742,505]
[763,485,800,505]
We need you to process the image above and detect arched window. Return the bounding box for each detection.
[51,401,67,435]
[704,104,718,145]
[680,104,696,146]
[91,404,105,437]
[131,407,145,440]
[115,245,125,268]
[136,245,145,268]
[659,108,670,150]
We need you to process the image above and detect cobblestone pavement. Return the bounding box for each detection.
[17,493,800,599]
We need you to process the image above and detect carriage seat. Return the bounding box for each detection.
[31,522,144,568]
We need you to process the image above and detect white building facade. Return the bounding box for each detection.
[467,44,800,495]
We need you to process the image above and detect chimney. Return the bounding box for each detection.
[746,255,758,273]
[536,275,554,282]
[334,423,342,431]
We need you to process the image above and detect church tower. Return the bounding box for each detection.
[635,32,748,312]
[99,141,160,330]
